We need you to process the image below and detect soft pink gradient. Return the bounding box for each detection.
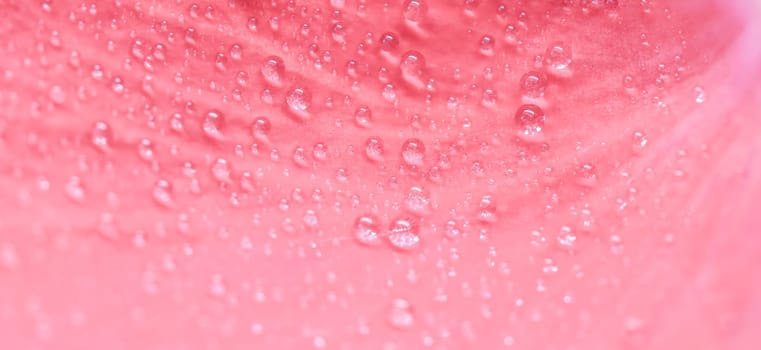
[1,0,760,349]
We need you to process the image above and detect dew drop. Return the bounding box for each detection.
[211,158,232,183]
[514,104,546,143]
[64,176,86,203]
[251,116,271,143]
[478,195,497,223]
[388,298,415,329]
[364,137,385,162]
[138,138,155,161]
[229,44,243,60]
[388,217,421,251]
[354,106,373,128]
[292,146,310,168]
[575,163,598,187]
[402,0,427,23]
[286,87,312,119]
[331,22,347,44]
[545,42,573,77]
[91,121,113,152]
[354,215,381,246]
[401,138,425,167]
[152,179,175,208]
[400,51,426,89]
[405,186,431,216]
[520,71,548,99]
[479,35,495,56]
[379,32,400,55]
[261,56,286,87]
[202,110,225,141]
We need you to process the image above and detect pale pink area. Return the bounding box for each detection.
[1,0,760,349]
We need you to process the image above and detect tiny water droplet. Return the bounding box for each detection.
[49,85,66,104]
[478,195,497,223]
[64,176,86,203]
[575,163,598,187]
[520,71,548,99]
[286,87,312,119]
[152,179,175,208]
[203,110,225,141]
[479,35,495,56]
[364,137,385,162]
[251,116,271,143]
[402,0,427,23]
[388,217,421,251]
[354,106,373,128]
[261,56,286,87]
[138,138,155,161]
[694,86,706,104]
[400,51,426,89]
[91,121,113,152]
[211,158,232,183]
[354,215,381,246]
[292,146,310,168]
[388,298,415,329]
[545,42,573,77]
[405,186,431,216]
[514,104,546,143]
[379,32,400,55]
[401,138,425,167]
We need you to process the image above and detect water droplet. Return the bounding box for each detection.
[331,22,347,44]
[520,71,548,99]
[312,143,328,161]
[261,56,285,87]
[211,158,232,183]
[91,121,112,152]
[400,51,426,89]
[481,89,497,107]
[251,116,271,143]
[479,35,495,56]
[544,42,573,77]
[64,176,85,203]
[303,210,319,228]
[556,226,577,250]
[138,138,155,161]
[229,44,243,60]
[354,106,373,128]
[379,32,400,55]
[514,104,546,143]
[478,195,497,223]
[401,138,425,167]
[405,186,431,216]
[286,87,312,119]
[364,137,385,162]
[694,86,706,104]
[402,0,427,23]
[152,179,174,208]
[354,215,381,246]
[575,163,598,187]
[388,298,415,329]
[203,110,225,141]
[292,147,310,168]
[388,217,421,251]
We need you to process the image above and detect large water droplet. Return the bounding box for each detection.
[514,104,546,143]
[354,215,382,246]
[400,51,426,89]
[203,110,225,141]
[286,87,312,119]
[388,298,415,329]
[401,138,425,167]
[388,217,421,251]
[379,32,400,57]
[364,137,385,162]
[261,56,286,87]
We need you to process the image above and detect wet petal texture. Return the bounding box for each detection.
[1,0,761,349]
